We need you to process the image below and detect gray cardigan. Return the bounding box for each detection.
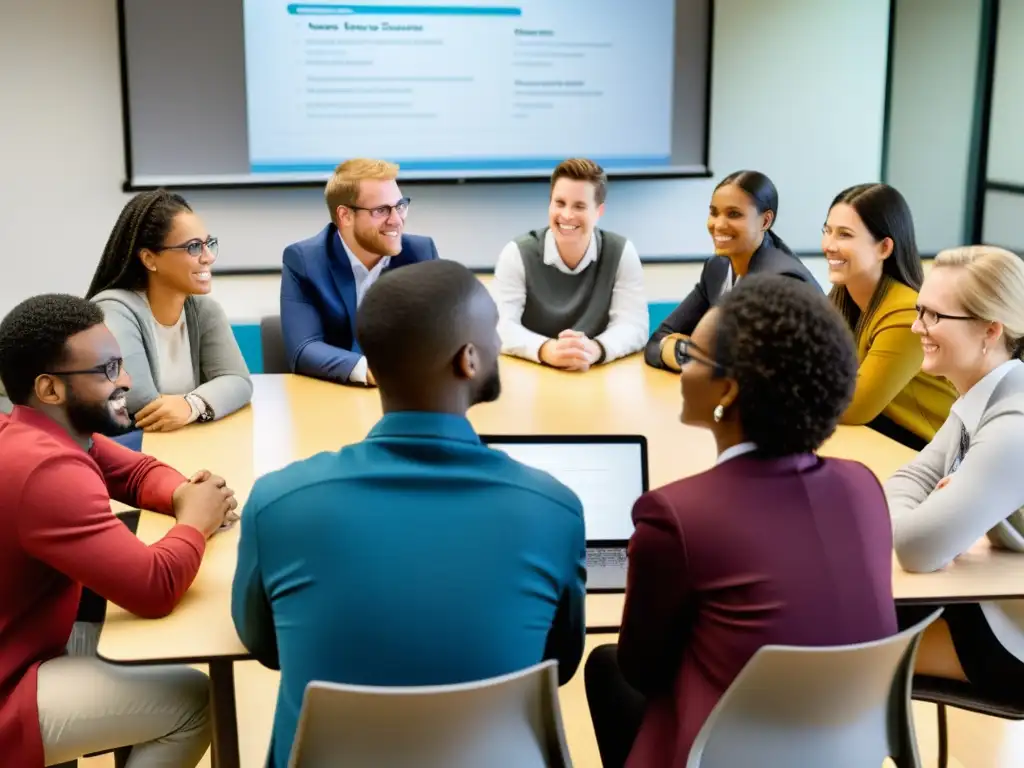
[92,289,253,420]
[885,361,1024,661]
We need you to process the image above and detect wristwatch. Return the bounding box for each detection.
[185,393,214,423]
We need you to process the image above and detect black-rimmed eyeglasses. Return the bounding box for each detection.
[48,358,123,383]
[159,236,219,259]
[346,197,411,220]
[914,304,974,329]
[674,338,727,376]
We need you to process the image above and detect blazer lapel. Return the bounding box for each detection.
[325,231,359,338]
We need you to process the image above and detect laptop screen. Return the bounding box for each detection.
[483,437,647,543]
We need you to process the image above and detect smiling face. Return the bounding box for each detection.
[45,323,134,437]
[340,178,406,258]
[549,178,604,255]
[821,202,891,289]
[140,211,216,296]
[913,266,994,390]
[707,184,770,260]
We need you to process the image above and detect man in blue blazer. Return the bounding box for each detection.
[280,158,439,384]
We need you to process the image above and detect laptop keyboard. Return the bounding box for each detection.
[587,548,627,569]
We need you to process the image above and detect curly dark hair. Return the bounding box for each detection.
[0,294,105,405]
[713,274,858,457]
[86,189,192,298]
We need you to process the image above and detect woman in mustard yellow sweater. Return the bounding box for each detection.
[822,183,956,449]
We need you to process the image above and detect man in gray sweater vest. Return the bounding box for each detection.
[492,159,648,371]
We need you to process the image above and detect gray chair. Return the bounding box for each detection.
[686,609,943,768]
[287,660,571,768]
[260,315,290,374]
[913,675,1024,768]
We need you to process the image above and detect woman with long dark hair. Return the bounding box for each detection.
[823,183,956,449]
[644,170,817,371]
[87,189,251,432]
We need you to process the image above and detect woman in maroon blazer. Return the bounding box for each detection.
[586,274,898,767]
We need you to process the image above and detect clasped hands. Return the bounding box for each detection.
[539,330,603,372]
[171,469,240,539]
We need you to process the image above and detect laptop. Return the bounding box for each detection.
[480,434,649,592]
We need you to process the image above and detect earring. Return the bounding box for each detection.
[983,343,988,355]
[713,404,725,423]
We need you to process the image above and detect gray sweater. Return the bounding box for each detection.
[92,289,253,421]
[885,360,1024,660]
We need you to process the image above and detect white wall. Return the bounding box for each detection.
[987,0,1024,186]
[885,0,983,252]
[982,0,1024,250]
[0,0,889,319]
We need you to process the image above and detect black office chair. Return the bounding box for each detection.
[914,675,1024,768]
[260,315,290,374]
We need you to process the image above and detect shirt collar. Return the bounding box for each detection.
[367,411,481,446]
[9,405,88,452]
[951,359,1022,435]
[543,228,597,275]
[716,441,758,465]
[337,231,392,277]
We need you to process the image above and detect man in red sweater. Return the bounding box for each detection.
[0,294,239,767]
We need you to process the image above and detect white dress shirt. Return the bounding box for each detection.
[716,441,758,465]
[338,233,392,384]
[492,229,649,364]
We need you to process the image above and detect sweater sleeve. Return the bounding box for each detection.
[842,308,924,425]
[192,298,253,420]
[96,299,161,416]
[886,408,1024,572]
[18,451,205,619]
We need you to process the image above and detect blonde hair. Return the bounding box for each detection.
[325,158,400,225]
[934,245,1024,358]
[550,158,608,204]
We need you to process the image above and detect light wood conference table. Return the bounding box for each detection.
[96,355,1023,766]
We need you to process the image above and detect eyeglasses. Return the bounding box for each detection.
[674,338,727,375]
[48,358,123,383]
[914,304,975,329]
[159,236,219,259]
[346,197,411,220]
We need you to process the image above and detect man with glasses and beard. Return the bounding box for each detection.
[0,294,239,767]
[280,157,439,387]
[233,260,587,768]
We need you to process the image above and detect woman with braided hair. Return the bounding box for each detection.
[87,189,252,432]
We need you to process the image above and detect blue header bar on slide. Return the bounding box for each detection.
[287,4,522,15]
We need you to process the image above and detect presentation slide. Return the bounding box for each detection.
[242,1,676,176]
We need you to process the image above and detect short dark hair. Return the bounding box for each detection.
[356,260,485,383]
[0,294,106,405]
[716,170,792,255]
[551,158,608,205]
[86,189,192,298]
[713,275,858,457]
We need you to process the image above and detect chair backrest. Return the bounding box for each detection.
[686,609,943,768]
[260,315,289,374]
[288,660,571,768]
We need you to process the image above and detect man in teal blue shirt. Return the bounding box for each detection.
[231,259,587,767]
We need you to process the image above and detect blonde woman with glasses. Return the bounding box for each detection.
[886,246,1024,694]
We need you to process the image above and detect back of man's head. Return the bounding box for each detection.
[0,294,105,405]
[356,260,501,410]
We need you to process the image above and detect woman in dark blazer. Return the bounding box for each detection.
[644,170,817,370]
[587,275,898,768]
